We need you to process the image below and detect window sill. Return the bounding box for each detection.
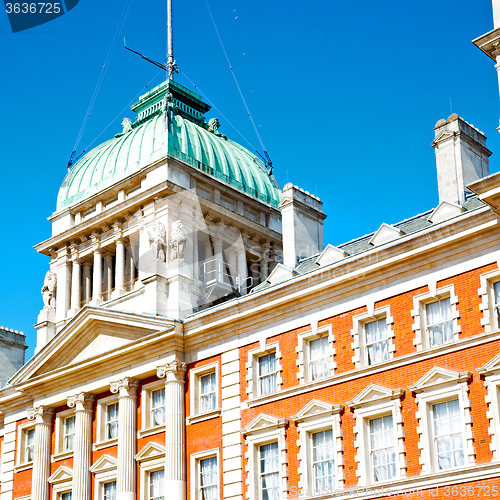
[52,451,74,462]
[93,438,118,451]
[14,462,33,472]
[138,424,165,438]
[186,409,221,425]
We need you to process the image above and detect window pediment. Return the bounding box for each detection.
[266,264,297,285]
[369,223,403,247]
[135,442,165,462]
[89,454,118,474]
[427,201,464,224]
[409,366,471,393]
[477,352,500,376]
[48,466,73,484]
[243,413,287,435]
[292,399,342,422]
[348,384,403,409]
[315,244,347,267]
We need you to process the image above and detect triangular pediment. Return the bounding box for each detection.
[409,367,471,393]
[433,129,455,143]
[243,413,287,435]
[292,399,342,422]
[89,454,118,473]
[478,352,500,376]
[428,201,465,224]
[135,442,165,462]
[315,244,347,267]
[9,307,170,385]
[369,223,403,246]
[266,264,297,285]
[348,384,403,408]
[48,466,73,484]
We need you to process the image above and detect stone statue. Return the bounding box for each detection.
[41,270,57,309]
[150,220,167,262]
[121,117,133,134]
[165,92,178,114]
[170,220,187,262]
[208,118,220,134]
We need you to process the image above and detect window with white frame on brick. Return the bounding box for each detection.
[63,415,75,452]
[368,415,396,482]
[259,442,280,500]
[188,362,220,423]
[139,381,168,436]
[106,402,119,440]
[16,423,36,466]
[151,388,165,426]
[365,319,391,366]
[258,352,279,396]
[409,367,475,474]
[479,271,500,332]
[425,298,453,347]
[148,470,164,500]
[61,492,72,500]
[311,429,335,493]
[309,337,330,381]
[94,396,120,448]
[296,326,335,384]
[135,442,166,500]
[25,427,35,463]
[246,343,283,400]
[200,372,217,412]
[103,481,116,500]
[190,448,220,500]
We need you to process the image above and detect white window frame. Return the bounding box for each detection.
[348,384,406,486]
[478,269,500,332]
[293,400,344,494]
[190,448,220,500]
[102,481,117,500]
[409,367,475,474]
[53,409,76,461]
[351,305,395,369]
[246,342,283,400]
[296,325,335,384]
[89,454,118,500]
[94,395,119,451]
[411,284,460,351]
[139,380,166,438]
[243,414,288,500]
[15,421,36,469]
[135,442,165,500]
[188,362,220,424]
[48,465,73,500]
[477,352,500,461]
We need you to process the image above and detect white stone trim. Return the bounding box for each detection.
[48,466,73,500]
[292,400,344,493]
[409,367,475,474]
[188,362,220,420]
[190,448,220,500]
[351,305,395,369]
[2,418,18,499]
[243,417,287,500]
[135,443,165,500]
[478,268,500,333]
[90,454,118,500]
[52,408,75,460]
[245,342,283,399]
[348,385,406,486]
[139,379,166,437]
[15,421,35,468]
[93,394,119,450]
[411,284,460,351]
[296,324,335,384]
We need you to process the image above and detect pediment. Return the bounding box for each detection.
[135,442,165,462]
[10,307,168,385]
[369,223,403,246]
[477,352,500,376]
[428,201,465,224]
[266,264,297,285]
[48,466,73,484]
[293,399,342,422]
[348,384,403,409]
[409,367,471,393]
[315,244,347,267]
[243,413,287,435]
[433,129,455,143]
[90,454,117,473]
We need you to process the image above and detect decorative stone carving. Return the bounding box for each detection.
[109,377,140,395]
[121,117,133,134]
[170,220,187,262]
[149,220,167,262]
[208,118,220,134]
[27,405,54,422]
[166,92,178,114]
[41,271,57,309]
[156,361,187,380]
[67,392,96,410]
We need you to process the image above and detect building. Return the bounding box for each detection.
[0,327,26,390]
[2,3,500,500]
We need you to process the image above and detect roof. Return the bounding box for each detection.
[57,80,281,211]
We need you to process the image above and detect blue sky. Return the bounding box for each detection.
[0,0,498,359]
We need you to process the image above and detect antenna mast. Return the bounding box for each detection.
[167,0,178,80]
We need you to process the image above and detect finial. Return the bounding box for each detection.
[167,0,179,80]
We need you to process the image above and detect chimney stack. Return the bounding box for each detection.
[279,183,326,268]
[432,114,491,205]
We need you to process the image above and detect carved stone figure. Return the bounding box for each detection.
[208,118,220,134]
[121,117,133,134]
[149,220,167,262]
[170,220,187,262]
[165,92,178,114]
[41,270,57,309]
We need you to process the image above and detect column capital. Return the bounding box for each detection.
[110,377,139,397]
[67,392,95,411]
[90,233,102,249]
[27,405,54,424]
[156,361,187,382]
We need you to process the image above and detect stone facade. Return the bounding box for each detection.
[0,327,26,388]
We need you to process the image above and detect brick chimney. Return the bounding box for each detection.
[432,114,491,204]
[279,183,326,268]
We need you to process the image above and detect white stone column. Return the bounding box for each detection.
[104,255,113,300]
[127,245,136,289]
[237,249,247,294]
[55,246,71,323]
[112,239,126,298]
[91,235,103,306]
[70,255,82,314]
[27,406,54,500]
[67,393,95,500]
[157,361,187,500]
[110,378,139,500]
[82,263,92,304]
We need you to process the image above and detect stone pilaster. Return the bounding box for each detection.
[82,262,92,304]
[67,393,95,500]
[110,378,139,500]
[69,245,82,315]
[157,361,187,500]
[27,406,54,500]
[55,246,71,323]
[91,235,103,306]
[113,223,127,298]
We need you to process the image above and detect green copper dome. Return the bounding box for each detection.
[57,80,281,211]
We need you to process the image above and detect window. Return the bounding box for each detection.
[200,373,216,412]
[258,353,278,396]
[369,416,396,482]
[425,298,453,347]
[310,337,330,381]
[26,428,35,462]
[493,282,500,327]
[63,416,75,452]
[151,388,165,427]
[348,384,405,485]
[106,403,119,440]
[365,319,391,365]
[409,367,474,474]
[312,430,335,493]
[103,481,116,500]
[296,325,335,384]
[188,363,221,424]
[200,456,218,500]
[259,442,279,500]
[61,493,72,500]
[432,400,464,470]
[149,470,164,500]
